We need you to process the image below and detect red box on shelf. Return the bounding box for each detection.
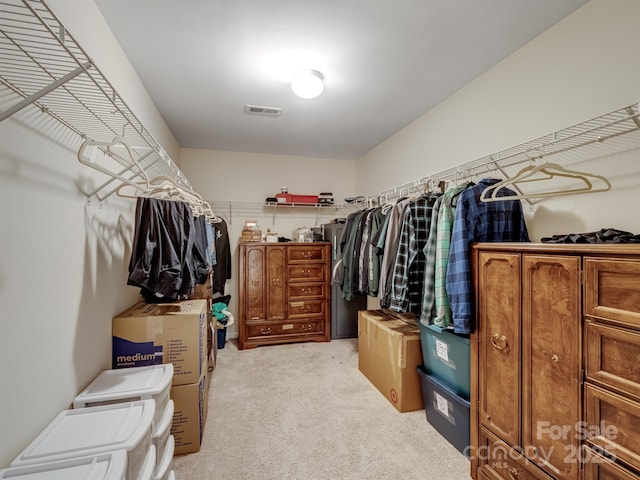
[275,193,319,204]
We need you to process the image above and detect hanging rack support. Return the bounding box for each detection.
[0,62,92,123]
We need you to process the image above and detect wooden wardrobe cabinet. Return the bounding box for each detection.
[238,242,331,349]
[471,243,640,480]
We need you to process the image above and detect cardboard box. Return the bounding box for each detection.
[358,310,424,412]
[112,300,207,386]
[171,370,209,455]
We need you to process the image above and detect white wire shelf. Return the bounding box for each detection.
[0,0,192,199]
[365,103,640,204]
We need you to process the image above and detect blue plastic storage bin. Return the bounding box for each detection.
[417,365,470,457]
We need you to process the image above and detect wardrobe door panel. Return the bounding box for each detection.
[522,255,581,480]
[477,251,521,447]
[245,246,266,321]
[266,246,286,321]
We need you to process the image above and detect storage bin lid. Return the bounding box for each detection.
[11,400,155,467]
[73,365,173,408]
[0,450,127,479]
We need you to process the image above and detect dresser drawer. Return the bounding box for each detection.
[584,383,640,473]
[288,245,327,263]
[246,321,324,338]
[477,428,553,480]
[584,258,640,329]
[585,320,640,401]
[583,449,639,480]
[288,264,326,282]
[288,283,326,300]
[288,300,325,319]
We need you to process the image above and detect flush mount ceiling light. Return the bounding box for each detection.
[291,69,324,99]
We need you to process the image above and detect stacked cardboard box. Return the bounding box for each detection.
[112,299,210,455]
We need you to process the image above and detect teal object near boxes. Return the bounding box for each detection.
[420,323,470,399]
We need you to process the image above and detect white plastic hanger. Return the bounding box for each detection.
[77,136,150,191]
[480,162,611,203]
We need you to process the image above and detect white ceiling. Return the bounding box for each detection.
[95,0,588,160]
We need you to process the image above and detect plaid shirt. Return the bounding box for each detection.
[446,179,530,334]
[389,195,439,313]
[419,196,443,325]
[433,185,468,328]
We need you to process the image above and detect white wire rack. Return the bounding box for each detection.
[364,103,640,205]
[0,0,192,200]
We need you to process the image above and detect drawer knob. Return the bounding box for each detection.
[301,324,313,331]
[251,280,259,286]
[551,354,559,363]
[491,333,508,350]
[272,278,281,286]
[260,327,272,335]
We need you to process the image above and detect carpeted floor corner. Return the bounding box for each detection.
[171,338,470,479]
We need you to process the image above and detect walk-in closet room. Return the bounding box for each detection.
[2,1,640,479]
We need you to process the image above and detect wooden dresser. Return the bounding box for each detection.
[238,242,331,349]
[471,243,640,480]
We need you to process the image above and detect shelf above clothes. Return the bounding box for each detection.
[0,0,194,200]
[209,200,354,226]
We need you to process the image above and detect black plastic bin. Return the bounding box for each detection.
[416,365,470,457]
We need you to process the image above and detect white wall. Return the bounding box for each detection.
[0,0,180,466]
[179,148,358,339]
[357,0,640,241]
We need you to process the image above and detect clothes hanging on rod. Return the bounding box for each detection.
[447,179,530,334]
[419,184,469,327]
[211,218,231,296]
[127,197,220,302]
[387,193,440,315]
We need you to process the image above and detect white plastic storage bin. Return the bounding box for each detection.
[154,436,175,480]
[152,400,174,471]
[139,445,156,480]
[73,364,173,428]
[10,400,155,480]
[0,450,127,480]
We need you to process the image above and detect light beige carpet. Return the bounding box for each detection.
[171,338,471,480]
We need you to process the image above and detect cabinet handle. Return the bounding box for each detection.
[301,324,313,331]
[272,278,281,286]
[551,354,559,363]
[260,327,272,335]
[251,280,260,286]
[490,333,508,350]
[508,467,519,480]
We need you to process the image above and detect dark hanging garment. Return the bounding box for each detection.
[128,197,195,301]
[191,215,211,285]
[212,218,231,295]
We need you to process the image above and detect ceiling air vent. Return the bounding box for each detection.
[244,104,282,116]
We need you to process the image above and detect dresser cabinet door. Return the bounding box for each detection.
[245,245,266,321]
[477,428,554,480]
[522,255,581,480]
[478,251,522,447]
[266,246,286,321]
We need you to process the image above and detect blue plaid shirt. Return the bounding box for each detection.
[446,179,529,334]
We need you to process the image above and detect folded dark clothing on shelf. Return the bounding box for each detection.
[541,228,640,244]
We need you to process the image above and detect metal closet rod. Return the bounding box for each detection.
[362,102,640,206]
